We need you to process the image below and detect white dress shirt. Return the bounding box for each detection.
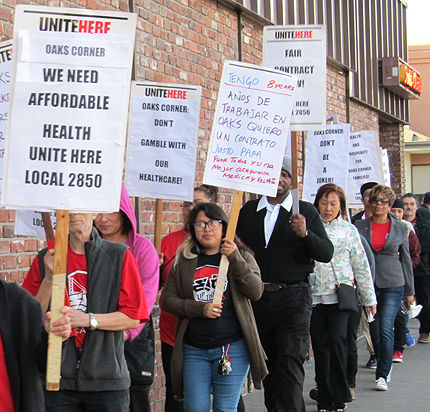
[257,193,293,246]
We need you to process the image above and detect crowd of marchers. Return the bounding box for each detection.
[1,159,430,412]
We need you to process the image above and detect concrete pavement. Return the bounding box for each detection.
[243,318,430,411]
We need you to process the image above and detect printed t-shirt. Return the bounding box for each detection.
[184,253,243,349]
[23,246,148,348]
[372,220,391,252]
[160,229,187,347]
[0,334,15,412]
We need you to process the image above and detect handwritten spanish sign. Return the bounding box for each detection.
[346,130,384,206]
[302,124,350,202]
[263,25,326,131]
[15,209,57,237]
[0,40,12,201]
[203,61,296,196]
[1,6,136,212]
[126,82,201,201]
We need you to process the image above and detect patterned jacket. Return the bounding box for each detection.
[310,216,377,307]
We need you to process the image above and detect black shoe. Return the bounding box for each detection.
[309,388,319,401]
[366,355,377,369]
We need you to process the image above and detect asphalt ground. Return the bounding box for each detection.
[243,318,430,411]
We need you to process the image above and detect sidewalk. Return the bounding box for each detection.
[244,318,430,411]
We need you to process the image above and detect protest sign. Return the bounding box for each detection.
[263,25,326,131]
[126,82,201,201]
[1,6,136,212]
[0,40,12,202]
[302,124,350,203]
[15,209,57,238]
[381,148,391,186]
[347,130,384,206]
[203,60,296,197]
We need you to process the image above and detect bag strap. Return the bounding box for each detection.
[330,261,340,286]
[330,261,356,289]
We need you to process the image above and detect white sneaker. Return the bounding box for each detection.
[376,377,388,391]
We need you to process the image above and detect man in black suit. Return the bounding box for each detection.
[236,156,333,412]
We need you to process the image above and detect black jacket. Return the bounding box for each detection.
[415,205,430,277]
[351,210,365,224]
[0,280,46,412]
[237,198,333,284]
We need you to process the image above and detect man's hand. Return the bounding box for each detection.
[45,306,71,341]
[290,214,307,238]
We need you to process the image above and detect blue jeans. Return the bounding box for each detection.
[370,286,404,380]
[183,339,250,412]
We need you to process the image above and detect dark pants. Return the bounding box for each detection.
[346,304,362,388]
[161,342,184,412]
[130,385,151,412]
[415,276,430,334]
[310,304,351,410]
[45,389,129,412]
[253,286,312,412]
[394,307,408,352]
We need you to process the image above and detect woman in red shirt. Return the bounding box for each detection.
[355,185,414,392]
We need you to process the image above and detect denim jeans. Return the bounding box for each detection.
[183,339,250,412]
[370,286,404,380]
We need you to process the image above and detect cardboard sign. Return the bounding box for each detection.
[347,130,384,206]
[203,60,296,196]
[302,124,350,203]
[0,40,12,202]
[126,82,201,201]
[15,209,57,237]
[263,25,326,131]
[1,6,136,212]
[381,148,391,187]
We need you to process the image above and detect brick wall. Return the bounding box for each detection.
[380,123,406,195]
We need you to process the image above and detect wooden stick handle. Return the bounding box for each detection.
[46,210,69,391]
[154,199,163,253]
[213,190,243,305]
[291,131,299,189]
[41,212,55,250]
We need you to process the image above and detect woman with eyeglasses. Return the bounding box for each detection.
[160,185,218,412]
[355,184,414,392]
[162,203,267,412]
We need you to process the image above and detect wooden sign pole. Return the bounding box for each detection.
[46,209,69,391]
[154,199,163,253]
[212,190,243,304]
[41,212,55,250]
[291,131,299,189]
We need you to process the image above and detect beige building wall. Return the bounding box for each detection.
[409,45,430,136]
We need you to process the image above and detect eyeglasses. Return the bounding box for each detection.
[193,219,222,232]
[370,197,390,205]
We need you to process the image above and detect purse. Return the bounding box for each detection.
[330,262,358,312]
[124,317,155,386]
